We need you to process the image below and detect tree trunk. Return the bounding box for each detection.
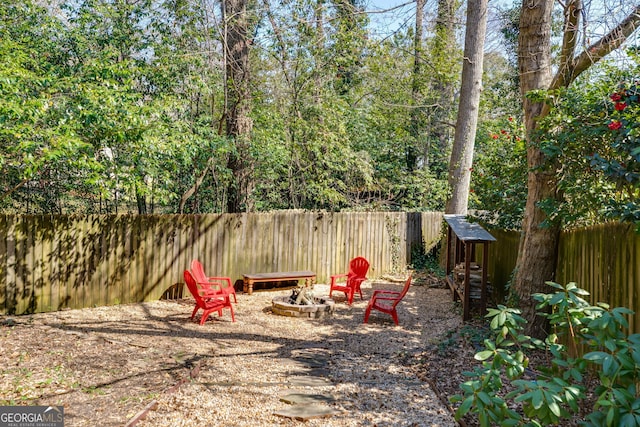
[513,1,640,337]
[408,0,425,171]
[224,0,254,213]
[136,188,147,214]
[425,0,457,172]
[512,0,556,337]
[446,0,488,214]
[314,0,324,107]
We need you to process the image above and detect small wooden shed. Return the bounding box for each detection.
[444,214,496,321]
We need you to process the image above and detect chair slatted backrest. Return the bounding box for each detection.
[184,270,207,303]
[349,257,370,279]
[392,275,412,307]
[190,260,207,283]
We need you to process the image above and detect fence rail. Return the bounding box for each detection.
[486,223,640,332]
[3,213,638,325]
[0,212,444,314]
[556,223,640,332]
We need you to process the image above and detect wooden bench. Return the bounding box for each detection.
[242,271,316,295]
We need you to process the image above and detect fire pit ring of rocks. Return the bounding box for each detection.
[271,295,336,319]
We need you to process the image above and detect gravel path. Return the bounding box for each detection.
[1,276,461,426]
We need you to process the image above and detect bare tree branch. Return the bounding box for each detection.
[556,0,582,88]
[261,0,292,88]
[570,4,640,81]
[550,4,640,90]
[179,158,215,213]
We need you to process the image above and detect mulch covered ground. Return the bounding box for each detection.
[0,272,484,426]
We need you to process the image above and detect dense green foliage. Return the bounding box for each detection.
[452,281,640,426]
[469,49,640,230]
[2,0,637,225]
[590,63,640,227]
[523,55,640,229]
[0,0,524,215]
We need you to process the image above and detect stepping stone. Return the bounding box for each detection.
[288,375,332,387]
[284,358,331,376]
[286,364,331,377]
[294,347,330,354]
[304,367,332,377]
[293,358,328,368]
[273,404,341,421]
[291,349,331,363]
[282,360,312,370]
[279,392,336,405]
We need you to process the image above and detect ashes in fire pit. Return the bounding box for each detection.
[271,287,335,318]
[288,286,314,305]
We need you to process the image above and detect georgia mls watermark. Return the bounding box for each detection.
[0,406,64,427]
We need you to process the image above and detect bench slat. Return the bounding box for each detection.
[243,271,316,295]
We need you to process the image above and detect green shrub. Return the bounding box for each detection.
[451,281,640,426]
[410,241,445,276]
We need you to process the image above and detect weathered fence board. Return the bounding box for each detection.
[485,229,521,302]
[480,223,640,334]
[556,223,640,332]
[487,223,640,332]
[0,212,443,314]
[2,212,639,327]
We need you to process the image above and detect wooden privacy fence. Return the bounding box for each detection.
[485,228,521,302]
[3,212,638,323]
[0,211,444,315]
[486,223,640,332]
[556,223,640,332]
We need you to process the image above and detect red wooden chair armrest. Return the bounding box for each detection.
[330,273,348,283]
[197,280,223,291]
[372,296,399,302]
[371,289,400,297]
[206,276,232,286]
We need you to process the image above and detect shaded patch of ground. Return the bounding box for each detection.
[0,272,459,427]
[2,270,600,426]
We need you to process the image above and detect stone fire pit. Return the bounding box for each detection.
[271,293,335,319]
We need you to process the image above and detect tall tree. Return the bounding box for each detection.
[224,0,254,213]
[446,0,488,214]
[407,0,425,172]
[425,0,459,175]
[65,0,157,214]
[331,0,368,97]
[514,1,640,336]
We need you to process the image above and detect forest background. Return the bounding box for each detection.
[0,0,638,232]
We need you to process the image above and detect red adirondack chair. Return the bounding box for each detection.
[184,270,235,325]
[190,259,237,303]
[329,256,370,304]
[363,275,412,325]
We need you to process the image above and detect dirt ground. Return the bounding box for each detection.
[0,272,478,426]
